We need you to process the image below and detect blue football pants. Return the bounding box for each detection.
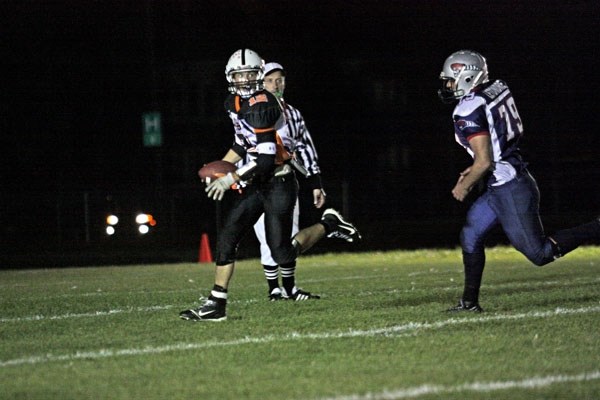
[461,170,555,266]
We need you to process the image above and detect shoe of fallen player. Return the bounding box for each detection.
[321,208,362,243]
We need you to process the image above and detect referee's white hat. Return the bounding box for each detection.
[264,62,284,76]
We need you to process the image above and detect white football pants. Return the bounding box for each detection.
[253,198,300,266]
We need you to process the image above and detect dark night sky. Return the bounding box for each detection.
[2,0,599,256]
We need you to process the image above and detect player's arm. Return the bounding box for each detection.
[242,92,281,179]
[206,147,260,201]
[293,112,325,207]
[295,114,321,172]
[253,129,277,177]
[205,157,242,200]
[452,133,493,202]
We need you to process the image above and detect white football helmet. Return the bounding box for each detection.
[438,50,489,103]
[225,49,265,98]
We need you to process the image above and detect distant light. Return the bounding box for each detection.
[106,226,116,235]
[136,213,151,224]
[135,214,148,224]
[138,225,149,234]
[106,215,119,225]
[136,213,156,226]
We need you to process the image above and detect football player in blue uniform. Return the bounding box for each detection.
[179,49,360,321]
[438,50,600,312]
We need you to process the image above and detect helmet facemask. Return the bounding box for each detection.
[228,70,264,98]
[438,77,461,104]
[225,49,265,99]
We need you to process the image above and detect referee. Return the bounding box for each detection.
[252,62,326,301]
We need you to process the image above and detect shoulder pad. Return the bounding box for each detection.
[246,90,278,108]
[239,90,281,129]
[481,80,509,101]
[224,94,242,113]
[455,94,486,117]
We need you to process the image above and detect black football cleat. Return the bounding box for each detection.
[268,287,288,301]
[283,286,320,301]
[322,208,362,243]
[179,297,227,321]
[446,299,483,313]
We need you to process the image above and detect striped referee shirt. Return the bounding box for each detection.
[281,100,321,175]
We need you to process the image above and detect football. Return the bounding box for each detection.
[198,160,236,182]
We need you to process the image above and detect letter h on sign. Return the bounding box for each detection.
[143,112,162,147]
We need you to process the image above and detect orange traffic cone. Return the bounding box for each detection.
[198,233,213,263]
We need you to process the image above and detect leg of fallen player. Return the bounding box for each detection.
[292,224,326,253]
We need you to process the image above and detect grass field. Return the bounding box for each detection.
[1,246,599,399]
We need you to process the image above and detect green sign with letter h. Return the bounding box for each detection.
[142,112,162,147]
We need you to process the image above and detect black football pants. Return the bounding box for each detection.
[215,174,298,266]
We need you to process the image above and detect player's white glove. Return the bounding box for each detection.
[206,172,236,201]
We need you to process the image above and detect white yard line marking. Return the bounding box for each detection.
[370,276,600,296]
[1,305,598,368]
[24,287,199,300]
[318,370,600,400]
[0,305,174,323]
[2,274,599,323]
[10,275,600,304]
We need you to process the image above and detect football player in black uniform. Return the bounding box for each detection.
[180,49,361,321]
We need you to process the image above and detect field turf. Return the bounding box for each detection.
[1,246,599,399]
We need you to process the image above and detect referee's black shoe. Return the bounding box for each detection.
[283,286,320,301]
[322,208,362,243]
[447,299,483,313]
[269,287,288,301]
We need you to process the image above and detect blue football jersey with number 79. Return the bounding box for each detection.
[452,80,527,186]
